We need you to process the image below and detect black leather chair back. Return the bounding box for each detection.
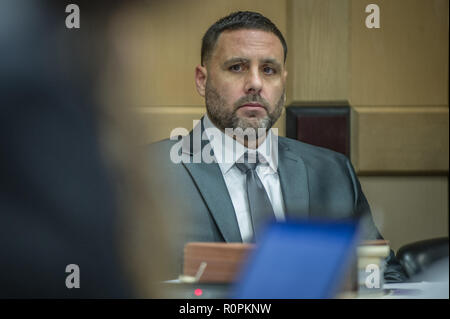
[397,237,449,278]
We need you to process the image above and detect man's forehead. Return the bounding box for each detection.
[213,29,284,62]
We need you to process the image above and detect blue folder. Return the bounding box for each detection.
[232,220,359,299]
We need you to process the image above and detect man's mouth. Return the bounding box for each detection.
[239,103,266,110]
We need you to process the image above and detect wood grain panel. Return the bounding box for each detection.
[351,106,449,173]
[350,0,449,106]
[287,0,349,103]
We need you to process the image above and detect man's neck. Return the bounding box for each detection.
[226,131,267,149]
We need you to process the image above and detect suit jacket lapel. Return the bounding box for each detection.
[277,139,310,219]
[181,119,242,243]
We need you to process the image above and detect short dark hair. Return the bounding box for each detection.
[201,11,288,66]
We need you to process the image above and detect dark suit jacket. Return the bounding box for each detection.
[149,119,407,282]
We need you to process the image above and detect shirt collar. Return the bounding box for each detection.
[203,114,279,174]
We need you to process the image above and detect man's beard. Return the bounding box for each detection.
[205,81,285,133]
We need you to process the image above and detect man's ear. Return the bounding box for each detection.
[195,65,207,97]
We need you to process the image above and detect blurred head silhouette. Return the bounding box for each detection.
[0,0,173,298]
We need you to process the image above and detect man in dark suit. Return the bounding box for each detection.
[150,11,407,282]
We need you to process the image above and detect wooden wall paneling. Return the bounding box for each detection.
[351,106,449,173]
[350,0,449,106]
[287,0,349,103]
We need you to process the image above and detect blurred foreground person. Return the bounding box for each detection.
[0,1,173,298]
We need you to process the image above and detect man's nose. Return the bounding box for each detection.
[244,68,263,95]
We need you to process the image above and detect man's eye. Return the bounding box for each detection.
[263,66,275,75]
[229,64,242,72]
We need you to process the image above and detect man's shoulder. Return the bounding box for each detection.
[147,138,181,165]
[150,138,178,149]
[278,136,349,165]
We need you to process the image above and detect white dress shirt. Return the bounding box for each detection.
[203,114,286,243]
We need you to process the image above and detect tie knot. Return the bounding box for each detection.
[235,153,259,173]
